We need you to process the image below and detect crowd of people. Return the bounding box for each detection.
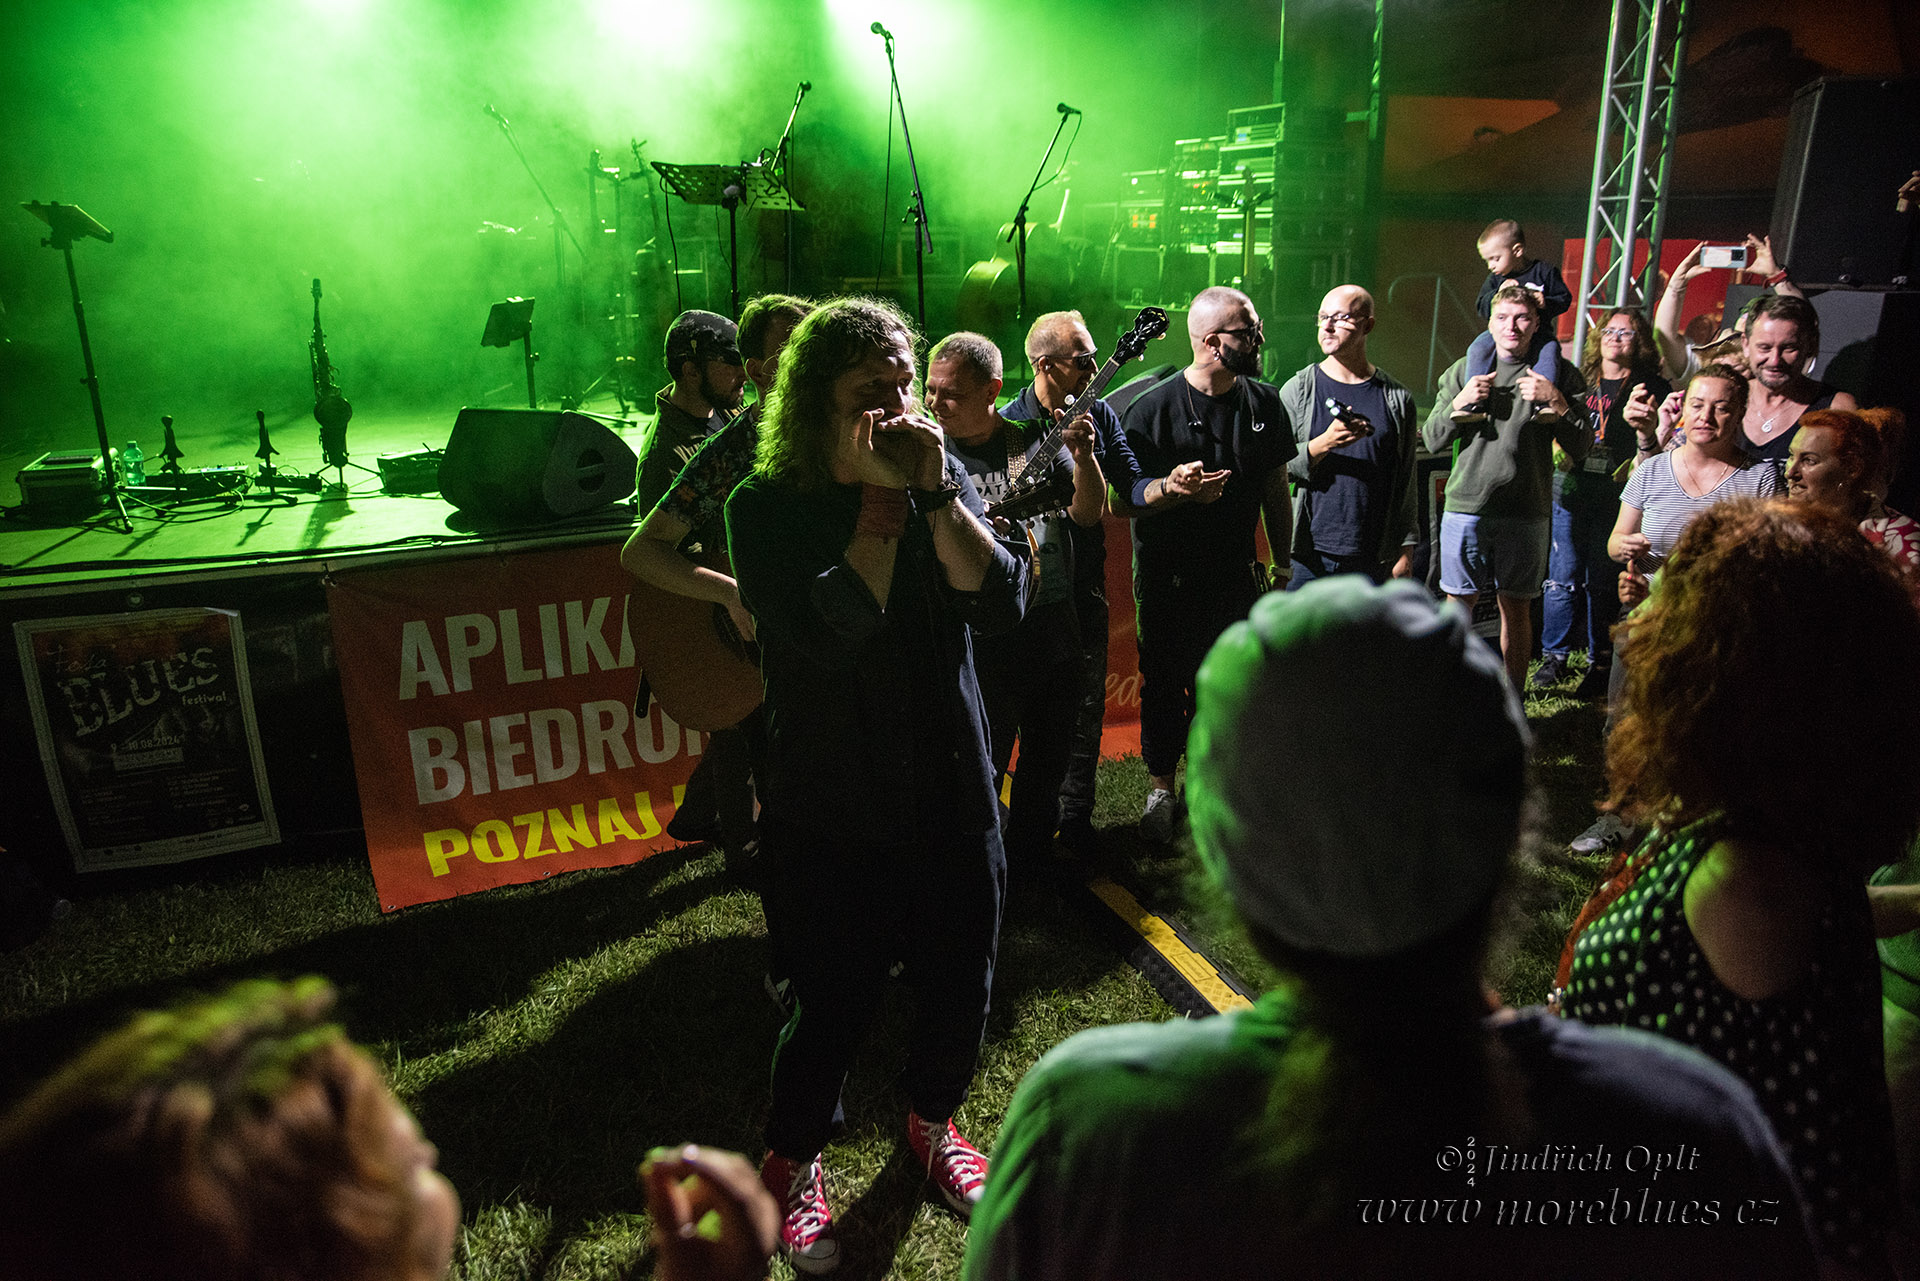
[5,207,1919,1281]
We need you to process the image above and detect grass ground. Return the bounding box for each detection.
[0,657,1617,1280]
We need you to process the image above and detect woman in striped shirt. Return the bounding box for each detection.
[1609,364,1781,601]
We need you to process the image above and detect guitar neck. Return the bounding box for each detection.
[1022,354,1128,466]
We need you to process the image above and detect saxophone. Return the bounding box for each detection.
[310,278,352,468]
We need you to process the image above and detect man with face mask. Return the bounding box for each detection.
[1118,286,1296,844]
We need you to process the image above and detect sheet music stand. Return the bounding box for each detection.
[481,297,539,408]
[651,161,804,319]
[22,200,127,531]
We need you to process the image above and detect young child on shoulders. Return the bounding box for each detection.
[1457,218,1573,422]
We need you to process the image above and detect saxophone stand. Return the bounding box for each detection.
[1006,106,1074,362]
[23,200,129,532]
[875,23,932,328]
[252,411,301,505]
[486,104,586,408]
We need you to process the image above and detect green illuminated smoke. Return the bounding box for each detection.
[1,0,1281,445]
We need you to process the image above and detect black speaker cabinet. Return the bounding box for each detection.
[1770,76,1920,287]
[438,408,638,523]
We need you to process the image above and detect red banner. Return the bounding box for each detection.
[1100,514,1142,759]
[327,542,700,911]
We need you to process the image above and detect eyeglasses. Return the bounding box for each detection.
[1046,351,1098,371]
[1214,324,1264,342]
[1316,312,1364,328]
[1599,327,1635,339]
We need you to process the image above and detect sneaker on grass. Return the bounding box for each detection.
[1529,653,1570,689]
[760,1152,839,1274]
[1138,787,1181,844]
[1570,812,1635,856]
[907,1112,988,1217]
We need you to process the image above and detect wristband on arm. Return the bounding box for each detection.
[855,484,909,539]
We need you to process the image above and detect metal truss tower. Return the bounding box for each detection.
[1569,0,1692,358]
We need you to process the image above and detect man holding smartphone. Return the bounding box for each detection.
[1277,285,1420,586]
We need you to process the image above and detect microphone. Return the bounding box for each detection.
[484,103,508,126]
[870,20,892,37]
[1057,102,1082,115]
[799,80,812,94]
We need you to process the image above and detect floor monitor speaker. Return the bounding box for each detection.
[439,408,637,523]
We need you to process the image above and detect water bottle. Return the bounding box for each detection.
[120,440,145,486]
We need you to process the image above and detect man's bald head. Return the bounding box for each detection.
[1320,285,1373,320]
[1189,287,1253,342]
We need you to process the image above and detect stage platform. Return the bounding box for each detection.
[0,397,646,594]
[0,395,653,880]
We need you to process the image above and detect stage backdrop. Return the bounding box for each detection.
[328,542,703,911]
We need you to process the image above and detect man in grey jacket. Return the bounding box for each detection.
[1279,285,1420,586]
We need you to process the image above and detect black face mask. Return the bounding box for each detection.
[1219,341,1262,379]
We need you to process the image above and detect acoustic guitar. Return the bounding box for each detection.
[625,409,762,733]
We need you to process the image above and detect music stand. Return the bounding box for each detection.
[481,297,539,408]
[652,160,804,319]
[22,200,127,531]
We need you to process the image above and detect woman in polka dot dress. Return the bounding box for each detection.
[1564,497,1920,1277]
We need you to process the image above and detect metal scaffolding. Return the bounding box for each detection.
[1569,0,1691,358]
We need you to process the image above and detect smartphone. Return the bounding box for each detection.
[1700,244,1749,270]
[1323,397,1374,436]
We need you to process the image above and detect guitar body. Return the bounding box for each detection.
[626,547,762,732]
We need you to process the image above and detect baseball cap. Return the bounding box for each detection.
[664,310,742,371]
[1188,577,1529,958]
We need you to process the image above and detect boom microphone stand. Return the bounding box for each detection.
[22,200,128,531]
[1007,106,1074,338]
[873,23,931,328]
[486,104,587,408]
[772,80,811,293]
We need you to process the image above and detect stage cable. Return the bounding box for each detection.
[659,168,685,314]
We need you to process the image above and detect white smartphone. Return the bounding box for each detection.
[1699,244,1749,270]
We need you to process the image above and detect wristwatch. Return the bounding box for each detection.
[913,483,963,512]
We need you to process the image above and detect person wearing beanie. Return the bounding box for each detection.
[965,578,1817,1281]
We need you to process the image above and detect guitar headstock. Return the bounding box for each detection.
[311,278,322,302]
[1114,307,1169,365]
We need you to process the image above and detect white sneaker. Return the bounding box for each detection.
[1139,788,1181,843]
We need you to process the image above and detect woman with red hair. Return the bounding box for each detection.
[1564,497,1920,1276]
[0,978,459,1281]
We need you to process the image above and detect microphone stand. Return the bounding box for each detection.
[1007,110,1072,346]
[488,106,588,408]
[772,80,810,293]
[878,29,932,328]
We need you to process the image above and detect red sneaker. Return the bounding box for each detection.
[906,1111,988,1217]
[759,1151,840,1274]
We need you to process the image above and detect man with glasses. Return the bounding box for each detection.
[1277,285,1419,587]
[1118,287,1295,843]
[999,311,1195,854]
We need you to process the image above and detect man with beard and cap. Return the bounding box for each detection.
[1117,286,1295,844]
[1735,293,1856,474]
[1277,284,1419,587]
[628,308,749,850]
[636,309,749,520]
